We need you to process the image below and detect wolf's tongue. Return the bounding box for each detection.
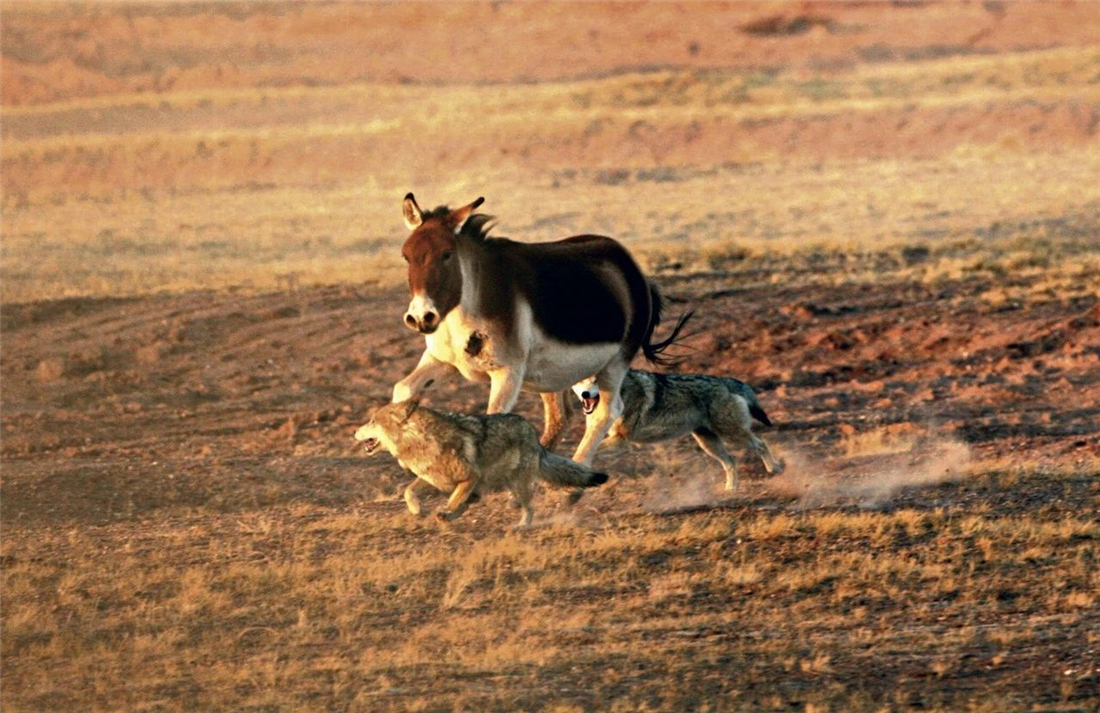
[362,438,380,453]
[582,396,598,415]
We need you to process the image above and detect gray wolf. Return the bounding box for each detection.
[354,388,608,528]
[572,369,783,493]
[392,192,690,465]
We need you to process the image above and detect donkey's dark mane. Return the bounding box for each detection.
[419,205,453,222]
[461,214,495,240]
[422,206,495,240]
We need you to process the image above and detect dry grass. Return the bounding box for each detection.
[4,3,1100,710]
[3,460,1097,712]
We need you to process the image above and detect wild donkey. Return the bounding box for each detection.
[392,193,689,466]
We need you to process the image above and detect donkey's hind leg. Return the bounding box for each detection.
[539,391,568,450]
[572,362,627,467]
[691,428,741,492]
[568,361,627,505]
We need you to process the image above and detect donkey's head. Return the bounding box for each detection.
[400,193,484,334]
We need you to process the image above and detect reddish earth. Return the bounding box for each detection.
[5,1,1098,107]
[3,4,1099,707]
[4,268,1097,530]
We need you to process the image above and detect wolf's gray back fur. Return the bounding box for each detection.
[619,371,770,439]
[575,368,782,494]
[357,401,607,527]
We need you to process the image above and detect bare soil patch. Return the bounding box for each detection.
[3,255,1098,711]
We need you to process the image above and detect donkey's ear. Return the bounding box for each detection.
[403,192,423,230]
[448,197,485,234]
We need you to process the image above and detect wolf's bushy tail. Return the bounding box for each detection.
[723,377,772,427]
[538,452,609,488]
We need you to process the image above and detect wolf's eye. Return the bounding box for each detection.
[441,250,454,261]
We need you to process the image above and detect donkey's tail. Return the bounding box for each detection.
[641,282,694,365]
[538,452,609,489]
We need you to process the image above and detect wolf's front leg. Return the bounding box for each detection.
[596,431,628,453]
[436,480,476,522]
[403,477,433,516]
[393,349,455,403]
[487,366,525,414]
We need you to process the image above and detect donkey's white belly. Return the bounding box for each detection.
[425,302,620,393]
[524,335,619,392]
[516,299,621,392]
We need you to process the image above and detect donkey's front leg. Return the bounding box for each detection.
[487,365,525,414]
[393,349,455,403]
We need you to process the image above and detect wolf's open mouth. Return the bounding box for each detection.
[581,395,599,415]
[361,438,380,455]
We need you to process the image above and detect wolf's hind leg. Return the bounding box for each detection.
[751,436,784,475]
[403,478,433,516]
[692,428,740,492]
[436,480,476,522]
[509,474,536,529]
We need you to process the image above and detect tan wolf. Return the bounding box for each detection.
[572,369,783,494]
[354,387,608,528]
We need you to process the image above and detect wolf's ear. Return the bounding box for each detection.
[403,192,423,230]
[401,380,434,420]
[447,197,484,234]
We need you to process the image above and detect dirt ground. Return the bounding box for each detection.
[3,2,1100,711]
[4,254,1099,710]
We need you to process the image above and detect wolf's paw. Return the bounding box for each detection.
[435,511,453,523]
[770,460,786,476]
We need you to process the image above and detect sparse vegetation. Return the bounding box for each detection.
[3,2,1100,711]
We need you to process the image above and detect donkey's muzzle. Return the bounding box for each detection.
[404,311,438,334]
